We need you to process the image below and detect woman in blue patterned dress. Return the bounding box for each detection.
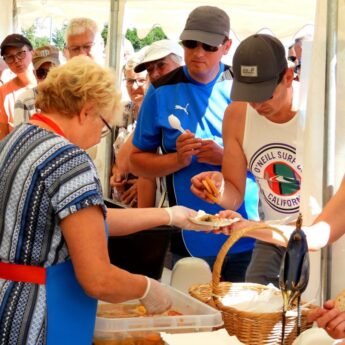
[0,56,204,345]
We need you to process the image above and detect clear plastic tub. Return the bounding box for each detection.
[93,285,223,345]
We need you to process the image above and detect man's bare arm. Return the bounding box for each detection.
[219,102,249,210]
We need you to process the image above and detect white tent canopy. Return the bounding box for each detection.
[1,0,316,77]
[7,0,316,46]
[1,0,345,303]
[121,0,316,43]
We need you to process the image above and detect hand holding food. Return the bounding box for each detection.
[190,171,223,204]
[175,131,202,167]
[140,277,172,315]
[202,177,221,203]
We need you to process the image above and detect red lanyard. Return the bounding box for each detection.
[31,113,66,138]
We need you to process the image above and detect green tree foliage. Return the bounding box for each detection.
[21,23,66,50]
[125,26,168,51]
[21,22,164,53]
[101,23,108,46]
[21,23,66,51]
[21,25,50,49]
[52,24,67,50]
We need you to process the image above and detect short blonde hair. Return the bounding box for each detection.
[36,56,121,119]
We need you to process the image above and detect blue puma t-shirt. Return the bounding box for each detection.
[133,64,258,256]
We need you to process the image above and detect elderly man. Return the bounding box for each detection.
[114,40,184,207]
[65,17,104,65]
[0,34,35,139]
[129,6,258,281]
[64,17,108,188]
[134,40,183,207]
[134,39,183,83]
[191,34,301,287]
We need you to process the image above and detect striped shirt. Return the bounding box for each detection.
[13,86,38,126]
[0,123,105,345]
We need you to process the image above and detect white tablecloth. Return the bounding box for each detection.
[161,329,244,345]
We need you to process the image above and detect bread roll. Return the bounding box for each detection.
[335,288,345,311]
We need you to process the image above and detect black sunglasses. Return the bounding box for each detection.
[288,56,297,63]
[181,40,224,52]
[36,68,49,80]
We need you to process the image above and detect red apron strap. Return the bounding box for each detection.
[0,261,46,285]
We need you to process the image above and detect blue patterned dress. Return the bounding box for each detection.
[0,123,106,345]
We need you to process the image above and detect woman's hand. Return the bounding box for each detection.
[140,277,172,315]
[308,300,345,339]
[165,206,213,231]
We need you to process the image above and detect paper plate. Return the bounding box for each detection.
[188,215,239,228]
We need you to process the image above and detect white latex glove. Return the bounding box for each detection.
[164,206,214,231]
[139,276,172,315]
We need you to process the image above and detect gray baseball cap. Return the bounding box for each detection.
[180,6,230,46]
[231,34,288,103]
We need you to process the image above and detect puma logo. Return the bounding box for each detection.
[175,103,189,115]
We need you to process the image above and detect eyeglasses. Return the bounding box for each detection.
[3,50,28,64]
[100,115,112,132]
[67,42,95,55]
[35,67,50,81]
[125,78,146,87]
[181,40,225,52]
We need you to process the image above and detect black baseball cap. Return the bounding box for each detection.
[1,34,33,56]
[231,34,288,103]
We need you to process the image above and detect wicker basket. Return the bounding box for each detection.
[189,224,316,345]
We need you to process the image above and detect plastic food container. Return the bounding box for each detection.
[93,285,223,345]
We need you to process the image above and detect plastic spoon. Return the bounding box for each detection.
[168,114,185,133]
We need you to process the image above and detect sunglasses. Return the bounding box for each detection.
[181,40,224,52]
[288,56,297,63]
[36,67,50,80]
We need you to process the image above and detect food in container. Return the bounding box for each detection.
[93,285,223,345]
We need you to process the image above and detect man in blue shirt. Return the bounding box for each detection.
[130,5,258,281]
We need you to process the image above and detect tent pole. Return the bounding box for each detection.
[12,0,18,31]
[102,0,120,198]
[321,0,338,303]
[108,0,120,70]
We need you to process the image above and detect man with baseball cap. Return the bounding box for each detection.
[130,6,258,281]
[14,45,60,125]
[134,40,183,83]
[192,34,301,287]
[0,33,34,139]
